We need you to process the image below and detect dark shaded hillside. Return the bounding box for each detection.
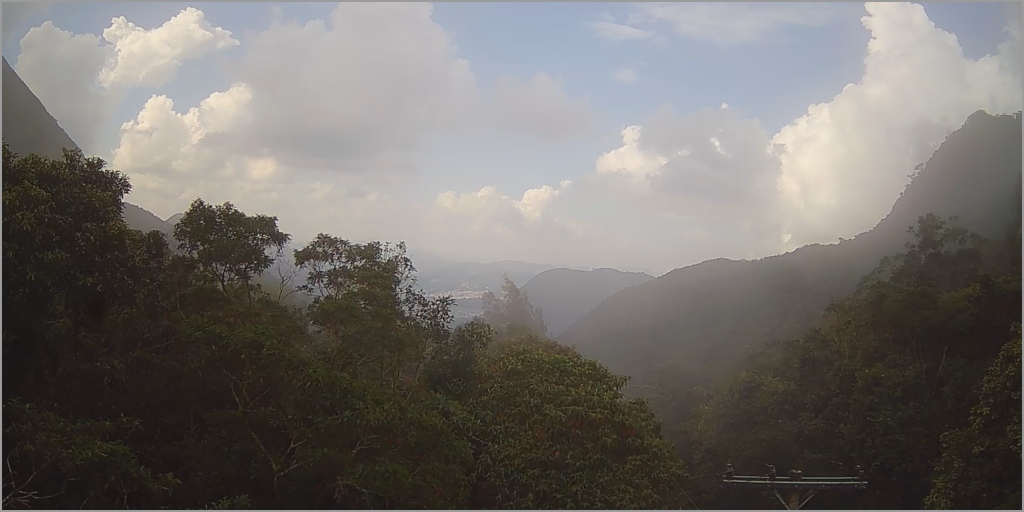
[2,56,77,160]
[522,268,654,336]
[3,56,178,240]
[2,144,691,510]
[559,111,1023,390]
[122,203,176,240]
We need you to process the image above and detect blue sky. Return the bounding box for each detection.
[2,2,1020,274]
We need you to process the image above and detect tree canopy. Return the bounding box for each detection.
[481,277,548,339]
[3,111,1020,510]
[1,144,691,510]
[673,213,1022,509]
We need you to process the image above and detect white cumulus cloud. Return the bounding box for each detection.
[231,2,479,173]
[111,83,254,176]
[13,9,238,153]
[773,1,1023,246]
[98,3,598,256]
[428,180,595,266]
[436,180,572,225]
[99,7,239,89]
[591,1,1022,257]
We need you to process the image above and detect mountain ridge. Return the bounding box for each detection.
[521,267,654,336]
[558,110,1023,388]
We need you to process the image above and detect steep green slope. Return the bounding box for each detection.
[521,268,654,336]
[559,111,1023,390]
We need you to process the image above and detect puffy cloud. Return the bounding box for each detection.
[591,2,1022,257]
[103,3,472,234]
[21,3,593,177]
[13,9,238,153]
[99,7,239,88]
[773,1,1022,246]
[596,125,666,183]
[111,83,254,176]
[14,22,113,152]
[491,72,594,143]
[428,181,598,265]
[106,1,597,235]
[593,104,782,235]
[97,3,602,262]
[436,180,572,227]
[231,2,479,173]
[110,82,400,246]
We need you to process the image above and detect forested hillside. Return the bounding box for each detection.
[1,145,690,509]
[553,110,1022,509]
[559,111,1022,402]
[682,210,1021,509]
[2,59,696,508]
[522,268,654,336]
[3,48,1020,510]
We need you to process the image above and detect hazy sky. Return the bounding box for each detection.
[2,2,1020,275]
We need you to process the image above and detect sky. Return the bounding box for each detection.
[2,2,1021,275]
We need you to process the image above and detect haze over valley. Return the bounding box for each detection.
[2,2,1021,509]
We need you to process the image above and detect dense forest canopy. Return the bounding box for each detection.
[1,87,1021,510]
[1,145,690,509]
[679,212,1021,509]
[4,121,1020,508]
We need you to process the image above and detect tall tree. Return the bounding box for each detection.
[294,235,453,388]
[173,199,290,298]
[464,337,690,509]
[481,277,547,339]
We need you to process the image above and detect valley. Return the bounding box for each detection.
[2,4,1021,509]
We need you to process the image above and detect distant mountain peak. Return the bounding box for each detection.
[521,267,655,337]
[3,57,177,240]
[559,110,1022,387]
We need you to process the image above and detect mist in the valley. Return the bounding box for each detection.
[2,2,1021,510]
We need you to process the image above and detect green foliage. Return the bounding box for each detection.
[3,400,177,509]
[173,198,291,296]
[465,338,690,509]
[3,148,687,510]
[481,277,548,339]
[925,324,1022,510]
[203,495,251,510]
[295,235,454,388]
[2,143,138,398]
[560,112,1023,453]
[680,213,1022,509]
[424,320,494,398]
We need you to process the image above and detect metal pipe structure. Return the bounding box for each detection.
[721,464,868,510]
